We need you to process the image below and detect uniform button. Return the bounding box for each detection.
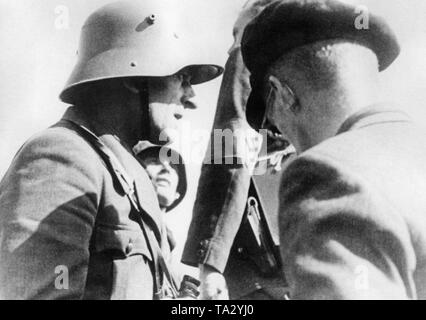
[197,249,205,260]
[126,241,134,255]
[197,240,210,261]
[200,240,209,249]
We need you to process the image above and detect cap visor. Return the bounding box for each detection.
[180,64,224,85]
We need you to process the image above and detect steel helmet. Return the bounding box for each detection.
[134,140,187,212]
[60,0,224,104]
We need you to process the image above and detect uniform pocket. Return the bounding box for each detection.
[92,225,152,261]
[90,226,154,299]
[110,254,154,300]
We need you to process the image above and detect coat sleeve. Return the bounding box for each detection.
[181,46,254,273]
[181,0,273,275]
[182,163,251,272]
[279,154,417,299]
[0,128,103,299]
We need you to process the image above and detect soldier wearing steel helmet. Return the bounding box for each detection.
[134,141,191,298]
[0,0,222,300]
[134,141,188,214]
[135,142,202,300]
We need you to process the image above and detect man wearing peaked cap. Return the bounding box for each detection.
[0,0,222,300]
[241,0,426,299]
[242,0,401,131]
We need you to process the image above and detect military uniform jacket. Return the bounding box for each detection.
[0,107,164,300]
[280,107,426,299]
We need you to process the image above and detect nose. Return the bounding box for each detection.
[181,83,196,107]
[181,89,197,110]
[184,85,195,100]
[159,160,173,174]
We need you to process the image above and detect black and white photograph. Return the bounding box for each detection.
[0,0,426,303]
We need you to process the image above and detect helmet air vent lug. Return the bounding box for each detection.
[147,14,156,25]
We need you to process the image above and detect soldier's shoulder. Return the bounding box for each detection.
[281,126,399,191]
[23,125,90,151]
[295,128,374,167]
[15,125,103,168]
[280,133,363,188]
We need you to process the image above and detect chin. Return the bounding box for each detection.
[158,195,174,208]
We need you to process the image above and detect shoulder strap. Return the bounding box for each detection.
[61,119,179,299]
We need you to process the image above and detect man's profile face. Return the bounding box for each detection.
[141,154,180,209]
[148,73,195,144]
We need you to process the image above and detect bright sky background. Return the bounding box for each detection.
[0,0,426,277]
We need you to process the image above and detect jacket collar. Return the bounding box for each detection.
[61,106,134,152]
[337,105,412,135]
[61,106,94,131]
